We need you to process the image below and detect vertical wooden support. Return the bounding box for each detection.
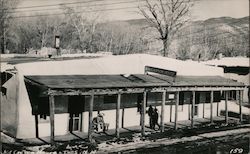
[188,104,191,120]
[88,94,94,142]
[141,91,147,136]
[49,95,55,144]
[121,108,125,128]
[225,91,228,124]
[239,90,243,123]
[210,91,214,123]
[191,91,195,128]
[202,101,205,118]
[174,91,179,130]
[170,104,172,122]
[116,93,121,139]
[161,91,166,132]
[35,115,39,138]
[217,102,219,116]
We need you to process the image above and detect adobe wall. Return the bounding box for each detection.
[1,74,18,137]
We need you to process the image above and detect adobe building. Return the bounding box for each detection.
[204,57,249,104]
[1,54,247,144]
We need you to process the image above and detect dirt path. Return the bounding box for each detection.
[97,127,250,153]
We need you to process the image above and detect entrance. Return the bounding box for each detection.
[68,96,85,132]
[194,105,199,117]
[194,92,200,118]
[69,113,82,132]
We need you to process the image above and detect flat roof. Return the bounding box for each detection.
[25,74,244,89]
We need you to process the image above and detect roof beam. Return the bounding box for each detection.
[46,86,245,96]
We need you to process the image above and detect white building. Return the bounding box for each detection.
[1,54,246,143]
[204,57,249,103]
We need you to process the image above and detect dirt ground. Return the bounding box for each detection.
[1,122,250,153]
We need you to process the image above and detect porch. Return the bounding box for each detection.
[20,116,243,145]
[24,66,245,144]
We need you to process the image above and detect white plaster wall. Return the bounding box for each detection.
[102,109,123,129]
[16,100,245,138]
[16,74,70,138]
[82,112,89,133]
[123,108,141,128]
[177,104,190,121]
[1,74,18,136]
[21,114,70,138]
[16,74,36,139]
[55,114,69,136]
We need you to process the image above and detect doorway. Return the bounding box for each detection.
[68,95,85,132]
[69,113,82,132]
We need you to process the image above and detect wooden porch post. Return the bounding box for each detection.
[188,104,191,120]
[116,93,121,139]
[217,102,219,116]
[225,91,228,124]
[202,101,205,118]
[170,104,172,122]
[161,91,166,132]
[191,91,195,128]
[174,91,179,130]
[88,94,94,142]
[210,91,214,123]
[239,90,243,123]
[35,115,39,138]
[49,95,55,144]
[121,109,125,128]
[141,91,147,136]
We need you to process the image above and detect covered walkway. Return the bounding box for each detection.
[24,66,245,144]
[20,116,242,145]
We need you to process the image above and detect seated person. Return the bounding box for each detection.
[93,113,108,132]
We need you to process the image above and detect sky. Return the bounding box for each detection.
[17,0,249,21]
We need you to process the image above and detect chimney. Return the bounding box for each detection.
[217,53,223,60]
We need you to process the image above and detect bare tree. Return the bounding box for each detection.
[96,22,147,55]
[0,0,19,53]
[61,5,99,53]
[139,0,192,57]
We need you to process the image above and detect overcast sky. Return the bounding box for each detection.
[18,0,249,21]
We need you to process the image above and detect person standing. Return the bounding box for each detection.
[153,107,160,130]
[147,105,154,128]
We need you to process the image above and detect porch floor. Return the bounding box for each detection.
[20,116,241,145]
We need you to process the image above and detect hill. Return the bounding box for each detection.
[112,16,249,60]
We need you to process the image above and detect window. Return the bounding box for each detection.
[178,92,184,111]
[38,97,49,115]
[168,93,175,100]
[137,93,143,113]
[194,105,198,116]
[195,92,200,104]
[104,95,117,104]
[204,91,221,103]
[205,92,210,103]
[213,91,221,102]
[68,96,85,113]
[179,92,184,105]
[228,90,236,100]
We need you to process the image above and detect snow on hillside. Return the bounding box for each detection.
[218,25,236,34]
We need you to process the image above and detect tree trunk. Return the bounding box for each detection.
[1,27,5,54]
[162,39,168,57]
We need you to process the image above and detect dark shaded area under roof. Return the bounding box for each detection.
[24,74,244,89]
[222,66,249,75]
